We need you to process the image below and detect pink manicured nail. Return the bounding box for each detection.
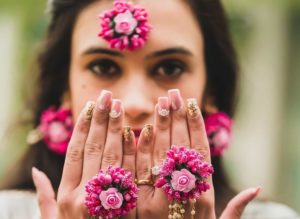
[168,89,182,111]
[97,90,112,111]
[109,99,122,119]
[158,97,170,117]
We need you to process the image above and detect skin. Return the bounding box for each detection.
[32,0,260,218]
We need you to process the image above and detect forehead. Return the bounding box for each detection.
[72,0,204,55]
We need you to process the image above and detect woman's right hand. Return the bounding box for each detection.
[32,90,137,219]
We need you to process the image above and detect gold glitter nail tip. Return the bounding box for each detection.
[85,101,95,120]
[123,126,132,142]
[144,124,153,140]
[187,98,200,118]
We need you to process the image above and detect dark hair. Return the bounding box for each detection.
[0,0,238,216]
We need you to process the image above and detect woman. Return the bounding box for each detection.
[0,0,299,218]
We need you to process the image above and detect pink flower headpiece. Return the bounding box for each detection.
[204,112,233,156]
[99,0,151,51]
[38,106,73,155]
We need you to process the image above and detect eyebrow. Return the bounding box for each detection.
[146,47,193,59]
[82,47,124,57]
[82,46,193,58]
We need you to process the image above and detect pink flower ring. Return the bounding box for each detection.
[155,146,214,202]
[98,0,152,51]
[85,166,139,219]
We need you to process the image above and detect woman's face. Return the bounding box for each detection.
[69,0,206,130]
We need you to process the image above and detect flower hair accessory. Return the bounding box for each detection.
[85,166,139,219]
[27,106,73,155]
[204,112,233,156]
[155,146,214,219]
[99,0,151,51]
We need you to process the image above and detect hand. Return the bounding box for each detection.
[135,89,260,219]
[32,90,137,219]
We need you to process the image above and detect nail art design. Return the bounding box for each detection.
[168,89,182,111]
[97,90,112,111]
[123,126,131,142]
[144,124,153,141]
[109,99,122,119]
[85,101,95,120]
[187,98,200,118]
[158,97,170,117]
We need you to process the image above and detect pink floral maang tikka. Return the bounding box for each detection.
[99,0,151,51]
[27,106,73,155]
[204,112,233,156]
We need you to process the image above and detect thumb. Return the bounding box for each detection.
[32,167,57,219]
[220,187,261,219]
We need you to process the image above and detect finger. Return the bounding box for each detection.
[153,97,171,166]
[81,90,112,183]
[101,99,123,170]
[220,187,261,219]
[122,127,136,175]
[136,124,154,183]
[32,167,56,219]
[186,98,211,163]
[60,101,95,190]
[168,89,190,147]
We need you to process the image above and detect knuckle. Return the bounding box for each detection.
[102,151,120,166]
[173,140,190,147]
[137,165,151,178]
[67,146,84,162]
[156,119,170,131]
[193,144,210,159]
[108,125,122,134]
[85,141,103,156]
[57,196,72,210]
[155,148,168,164]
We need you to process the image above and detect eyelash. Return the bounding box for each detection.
[87,58,187,79]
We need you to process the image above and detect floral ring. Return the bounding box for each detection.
[85,166,139,219]
[155,146,214,218]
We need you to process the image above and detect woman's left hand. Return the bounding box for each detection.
[135,90,260,219]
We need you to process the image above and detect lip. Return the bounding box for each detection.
[132,129,142,138]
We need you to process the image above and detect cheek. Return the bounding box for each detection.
[69,70,100,121]
[178,70,206,106]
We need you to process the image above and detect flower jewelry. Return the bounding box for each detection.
[155,146,214,219]
[27,106,73,155]
[204,112,233,156]
[85,166,139,219]
[99,0,151,51]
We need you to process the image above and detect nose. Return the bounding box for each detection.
[119,76,154,122]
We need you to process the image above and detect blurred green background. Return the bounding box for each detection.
[0,0,299,213]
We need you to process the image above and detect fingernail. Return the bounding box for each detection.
[168,89,182,111]
[32,167,40,185]
[97,90,112,111]
[253,186,262,195]
[109,99,122,119]
[123,126,132,142]
[144,124,153,141]
[187,98,200,118]
[158,97,170,117]
[85,101,95,120]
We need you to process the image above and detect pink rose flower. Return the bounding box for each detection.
[99,188,124,210]
[171,169,196,193]
[48,121,69,143]
[114,10,138,35]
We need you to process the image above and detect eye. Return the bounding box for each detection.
[152,59,187,79]
[87,59,121,78]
